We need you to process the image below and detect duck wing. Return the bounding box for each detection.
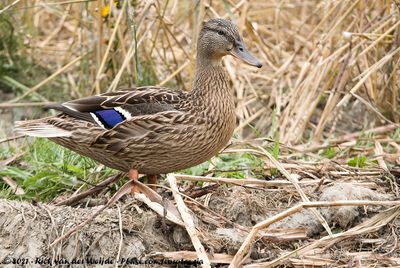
[46,86,186,129]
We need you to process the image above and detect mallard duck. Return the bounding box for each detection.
[15,18,262,189]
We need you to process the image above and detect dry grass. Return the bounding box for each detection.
[1,0,399,141]
[1,0,400,267]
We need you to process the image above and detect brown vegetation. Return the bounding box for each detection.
[1,0,400,267]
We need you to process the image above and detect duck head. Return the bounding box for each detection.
[197,18,262,68]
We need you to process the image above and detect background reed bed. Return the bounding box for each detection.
[1,1,399,141]
[0,0,399,267]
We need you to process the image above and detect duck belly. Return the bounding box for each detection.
[116,123,235,174]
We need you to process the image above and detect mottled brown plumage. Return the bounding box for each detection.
[15,18,262,177]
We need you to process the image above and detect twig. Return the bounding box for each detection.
[167,174,211,268]
[133,192,184,227]
[164,184,308,243]
[7,0,96,10]
[244,205,400,268]
[50,180,133,247]
[338,46,400,106]
[10,56,83,102]
[94,0,128,91]
[115,205,123,268]
[55,173,124,206]
[186,184,220,199]
[256,146,333,237]
[295,124,400,153]
[0,102,56,109]
[175,174,325,187]
[1,176,25,195]
[0,0,21,15]
[374,140,388,171]
[157,60,190,86]
[0,135,25,144]
[0,152,25,168]
[230,200,400,268]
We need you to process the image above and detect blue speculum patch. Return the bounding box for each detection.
[94,109,125,128]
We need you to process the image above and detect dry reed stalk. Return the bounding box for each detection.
[158,60,190,86]
[338,45,400,107]
[0,102,56,108]
[2,1,400,263]
[94,0,127,91]
[230,201,400,268]
[106,1,156,92]
[176,173,378,189]
[313,47,352,140]
[295,123,400,153]
[246,205,400,268]
[0,135,25,144]
[256,146,333,235]
[49,179,134,247]
[175,174,324,187]
[374,140,389,171]
[50,179,184,247]
[133,192,184,226]
[10,55,83,102]
[167,174,211,268]
[1,176,25,195]
[0,0,21,14]
[181,189,308,242]
[55,173,125,206]
[3,0,399,143]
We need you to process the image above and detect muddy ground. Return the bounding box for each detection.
[1,178,399,267]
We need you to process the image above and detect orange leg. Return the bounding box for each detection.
[147,174,158,190]
[129,169,139,193]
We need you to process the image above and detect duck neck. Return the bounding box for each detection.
[195,50,222,71]
[191,56,230,100]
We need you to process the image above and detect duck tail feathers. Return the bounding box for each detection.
[14,120,72,137]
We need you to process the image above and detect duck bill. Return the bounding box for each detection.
[230,43,262,68]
